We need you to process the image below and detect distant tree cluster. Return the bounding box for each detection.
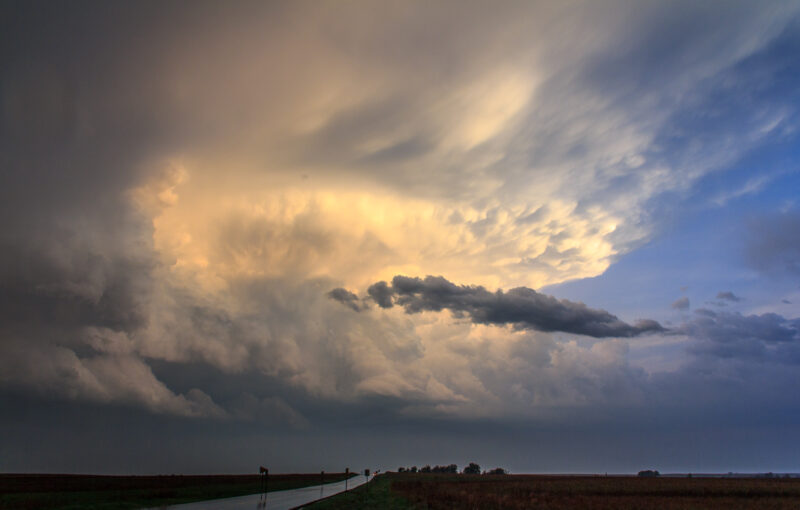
[637,470,660,477]
[463,462,481,475]
[434,464,458,473]
[396,463,508,475]
[397,464,458,473]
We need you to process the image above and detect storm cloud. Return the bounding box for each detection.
[335,275,664,338]
[681,308,800,361]
[2,0,800,475]
[327,287,367,312]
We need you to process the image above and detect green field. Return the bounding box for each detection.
[305,473,800,510]
[303,474,415,510]
[0,473,353,510]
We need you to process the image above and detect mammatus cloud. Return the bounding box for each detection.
[671,297,690,310]
[716,291,742,302]
[332,275,664,338]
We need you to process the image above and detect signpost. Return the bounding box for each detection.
[259,466,268,500]
[345,468,349,491]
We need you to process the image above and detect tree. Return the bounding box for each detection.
[463,462,481,475]
[487,467,507,475]
[431,464,458,473]
[637,470,660,477]
[420,465,431,473]
[410,466,418,473]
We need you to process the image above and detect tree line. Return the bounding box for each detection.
[396,463,507,475]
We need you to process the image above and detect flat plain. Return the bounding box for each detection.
[308,473,800,510]
[0,473,351,510]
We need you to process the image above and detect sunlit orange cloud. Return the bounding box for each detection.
[122,152,635,415]
[118,0,657,306]
[133,163,621,295]
[104,0,683,415]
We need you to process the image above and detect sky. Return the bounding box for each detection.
[1,0,800,475]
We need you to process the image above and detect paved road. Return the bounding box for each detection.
[145,475,372,510]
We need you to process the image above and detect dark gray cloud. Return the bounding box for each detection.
[681,308,800,361]
[671,297,690,310]
[327,288,366,312]
[716,291,742,302]
[337,275,664,338]
[0,2,187,416]
[367,281,394,308]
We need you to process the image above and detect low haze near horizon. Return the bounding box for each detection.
[2,0,800,475]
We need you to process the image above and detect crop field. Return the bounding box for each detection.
[0,472,352,510]
[309,473,800,510]
[391,474,800,510]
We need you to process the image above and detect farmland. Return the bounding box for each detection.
[0,472,352,510]
[308,473,800,510]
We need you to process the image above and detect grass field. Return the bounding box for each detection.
[0,473,353,510]
[306,473,800,510]
[303,474,413,510]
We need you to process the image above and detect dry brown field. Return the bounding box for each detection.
[390,474,800,510]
